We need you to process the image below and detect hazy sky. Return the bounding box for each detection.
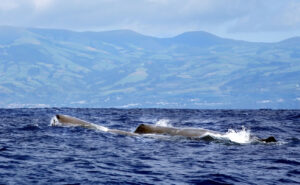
[0,0,300,42]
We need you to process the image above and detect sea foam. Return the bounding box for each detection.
[155,119,173,127]
[208,126,251,144]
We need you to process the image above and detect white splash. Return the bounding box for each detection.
[208,126,251,144]
[224,127,251,144]
[155,119,172,127]
[50,116,60,126]
[94,124,109,132]
[222,126,251,144]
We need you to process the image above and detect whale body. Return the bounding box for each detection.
[51,114,276,143]
[134,123,218,137]
[51,114,135,136]
[51,114,216,138]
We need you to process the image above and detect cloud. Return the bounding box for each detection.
[0,0,299,41]
[0,0,19,11]
[226,0,300,32]
[32,0,54,11]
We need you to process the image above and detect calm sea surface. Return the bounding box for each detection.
[0,108,299,184]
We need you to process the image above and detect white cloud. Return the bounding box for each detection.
[0,0,299,41]
[277,99,284,103]
[257,100,272,104]
[228,0,300,32]
[0,0,19,11]
[32,0,54,11]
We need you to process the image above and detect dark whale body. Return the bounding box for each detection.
[51,114,276,143]
[259,136,277,143]
[134,123,217,137]
[134,124,276,143]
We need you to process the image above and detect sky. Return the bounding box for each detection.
[0,0,300,42]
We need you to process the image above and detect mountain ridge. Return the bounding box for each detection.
[2,25,298,43]
[0,26,299,108]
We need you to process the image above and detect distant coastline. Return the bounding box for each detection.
[0,26,299,109]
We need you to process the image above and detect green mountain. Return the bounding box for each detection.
[0,26,299,108]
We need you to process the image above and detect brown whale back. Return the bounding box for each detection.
[134,124,150,134]
[134,124,180,135]
[134,124,209,137]
[55,115,135,135]
[134,124,167,134]
[55,114,97,129]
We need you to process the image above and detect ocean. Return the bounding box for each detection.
[0,108,299,184]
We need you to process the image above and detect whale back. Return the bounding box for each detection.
[134,124,173,134]
[134,124,211,137]
[51,114,99,129]
[51,114,131,134]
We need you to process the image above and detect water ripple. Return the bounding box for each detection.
[0,108,299,184]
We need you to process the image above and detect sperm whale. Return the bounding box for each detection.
[51,114,136,136]
[50,114,276,143]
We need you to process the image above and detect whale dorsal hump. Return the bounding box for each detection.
[134,124,148,134]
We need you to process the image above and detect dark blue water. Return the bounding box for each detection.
[0,108,299,184]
